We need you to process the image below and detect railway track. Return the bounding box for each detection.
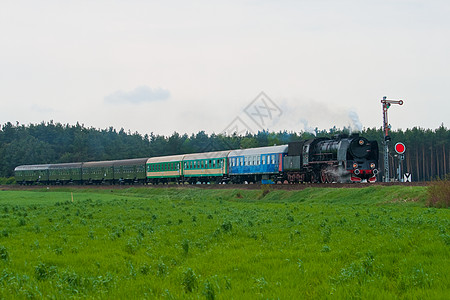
[1,181,428,191]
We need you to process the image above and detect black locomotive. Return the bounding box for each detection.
[284,134,379,183]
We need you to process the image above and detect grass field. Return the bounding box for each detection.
[0,186,448,299]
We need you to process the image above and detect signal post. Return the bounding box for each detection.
[381,96,403,182]
[394,142,406,182]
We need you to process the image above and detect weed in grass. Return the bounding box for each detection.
[321,245,331,252]
[203,278,216,300]
[182,268,197,293]
[53,246,63,255]
[362,251,375,275]
[32,240,39,250]
[157,261,168,277]
[125,239,138,255]
[253,276,268,292]
[182,239,189,255]
[297,259,305,274]
[140,263,150,275]
[249,232,258,240]
[0,245,8,261]
[34,262,57,281]
[128,261,137,279]
[17,217,26,226]
[221,221,232,233]
[321,225,332,243]
[440,233,450,245]
[224,276,232,290]
[411,265,432,288]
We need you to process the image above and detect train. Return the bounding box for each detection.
[14,134,379,185]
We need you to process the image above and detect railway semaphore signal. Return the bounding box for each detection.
[381,96,404,182]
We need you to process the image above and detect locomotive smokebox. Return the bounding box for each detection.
[349,137,371,159]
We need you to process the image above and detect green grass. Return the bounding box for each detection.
[0,186,448,299]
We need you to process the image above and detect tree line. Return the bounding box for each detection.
[0,121,448,181]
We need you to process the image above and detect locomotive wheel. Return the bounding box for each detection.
[320,169,328,183]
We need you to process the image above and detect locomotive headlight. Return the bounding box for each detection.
[353,163,358,169]
[359,139,364,145]
[370,163,376,169]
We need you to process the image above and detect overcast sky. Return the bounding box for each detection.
[1,0,449,136]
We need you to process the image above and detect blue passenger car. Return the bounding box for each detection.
[228,145,288,183]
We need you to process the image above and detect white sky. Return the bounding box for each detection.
[1,0,449,136]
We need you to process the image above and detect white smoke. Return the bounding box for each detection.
[324,165,351,183]
[348,110,363,132]
[278,97,364,134]
[299,118,317,135]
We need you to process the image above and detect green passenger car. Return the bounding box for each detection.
[49,163,83,184]
[183,151,231,183]
[82,161,114,184]
[113,158,148,184]
[14,164,50,184]
[146,155,184,184]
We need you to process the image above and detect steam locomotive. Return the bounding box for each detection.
[14,134,379,184]
[284,134,379,183]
